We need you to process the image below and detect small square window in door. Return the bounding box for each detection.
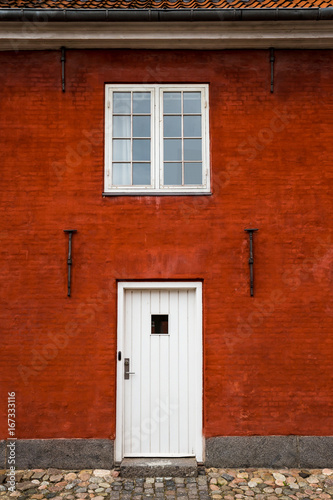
[151,315,168,334]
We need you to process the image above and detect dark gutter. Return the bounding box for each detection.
[0,7,333,22]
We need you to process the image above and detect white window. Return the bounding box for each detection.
[104,84,210,195]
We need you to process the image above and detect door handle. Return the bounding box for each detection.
[124,358,135,380]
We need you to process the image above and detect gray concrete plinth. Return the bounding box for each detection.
[205,436,298,468]
[205,435,333,468]
[299,436,333,468]
[120,457,198,477]
[0,439,114,469]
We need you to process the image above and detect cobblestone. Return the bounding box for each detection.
[0,469,332,500]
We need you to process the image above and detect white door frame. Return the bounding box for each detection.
[115,281,203,463]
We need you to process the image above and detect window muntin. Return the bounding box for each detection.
[105,84,209,194]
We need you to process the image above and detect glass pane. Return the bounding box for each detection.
[133,163,151,185]
[184,115,201,137]
[164,139,182,161]
[164,162,182,185]
[113,139,131,162]
[133,92,151,114]
[183,92,201,113]
[163,92,181,114]
[133,139,150,161]
[164,115,181,138]
[113,163,131,185]
[133,116,151,138]
[113,116,131,138]
[184,139,202,161]
[151,315,168,334]
[113,92,131,114]
[184,162,202,185]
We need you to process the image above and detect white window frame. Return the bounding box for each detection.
[104,84,210,195]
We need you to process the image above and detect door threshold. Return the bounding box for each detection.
[120,457,198,477]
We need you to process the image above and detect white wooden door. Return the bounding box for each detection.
[116,282,202,461]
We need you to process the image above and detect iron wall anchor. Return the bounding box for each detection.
[61,47,66,92]
[270,47,275,93]
[64,229,77,297]
[244,228,258,297]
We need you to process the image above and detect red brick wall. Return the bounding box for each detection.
[1,49,332,440]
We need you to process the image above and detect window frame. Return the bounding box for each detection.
[104,84,210,195]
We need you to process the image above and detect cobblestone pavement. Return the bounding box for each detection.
[0,468,333,500]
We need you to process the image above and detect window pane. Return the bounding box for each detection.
[184,139,202,161]
[113,116,131,138]
[133,163,151,185]
[113,163,131,185]
[133,92,151,114]
[183,92,201,113]
[163,92,181,114]
[184,162,202,185]
[164,139,182,161]
[133,116,150,138]
[164,162,182,185]
[133,139,151,161]
[151,315,168,334]
[164,115,181,138]
[184,115,201,137]
[113,139,131,162]
[113,92,131,114]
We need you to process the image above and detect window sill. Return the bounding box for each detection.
[102,191,212,197]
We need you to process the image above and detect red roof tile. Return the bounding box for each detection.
[0,0,332,9]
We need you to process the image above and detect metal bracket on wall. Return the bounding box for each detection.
[244,228,258,297]
[270,48,275,93]
[64,229,77,297]
[61,47,66,92]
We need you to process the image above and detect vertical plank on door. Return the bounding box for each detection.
[130,290,142,455]
[169,290,180,454]
[140,290,151,454]
[150,290,161,453]
[187,290,196,455]
[178,289,189,453]
[158,290,170,453]
[124,291,133,455]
